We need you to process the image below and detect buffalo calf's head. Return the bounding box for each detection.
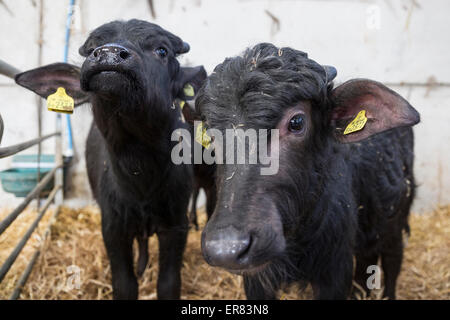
[79,20,204,108]
[197,43,420,275]
[15,19,206,119]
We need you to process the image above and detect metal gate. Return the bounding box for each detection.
[0,59,64,299]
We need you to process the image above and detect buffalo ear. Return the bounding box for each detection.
[330,79,420,143]
[175,66,207,101]
[15,63,89,106]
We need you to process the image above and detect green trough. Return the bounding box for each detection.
[0,155,55,198]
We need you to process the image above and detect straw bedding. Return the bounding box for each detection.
[0,204,449,300]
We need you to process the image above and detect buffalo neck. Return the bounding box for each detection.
[91,94,174,150]
[91,95,181,196]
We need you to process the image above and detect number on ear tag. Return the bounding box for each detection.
[344,110,367,135]
[47,87,74,114]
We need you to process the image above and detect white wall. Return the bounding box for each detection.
[0,0,449,212]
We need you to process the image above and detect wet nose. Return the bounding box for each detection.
[202,226,252,270]
[90,44,131,64]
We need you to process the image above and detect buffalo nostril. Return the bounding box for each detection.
[119,50,130,60]
[236,234,252,260]
[204,233,253,269]
[91,45,131,62]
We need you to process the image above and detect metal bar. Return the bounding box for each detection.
[0,132,60,159]
[36,0,45,212]
[0,185,60,283]
[9,204,62,300]
[0,112,3,144]
[0,59,21,79]
[64,0,75,63]
[36,111,42,212]
[9,246,40,300]
[64,0,75,159]
[0,165,61,236]
[55,118,63,206]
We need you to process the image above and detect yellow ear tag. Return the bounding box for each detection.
[47,87,74,114]
[343,110,368,135]
[179,100,186,109]
[195,122,211,149]
[183,84,195,98]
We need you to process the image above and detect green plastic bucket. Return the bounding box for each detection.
[0,155,55,198]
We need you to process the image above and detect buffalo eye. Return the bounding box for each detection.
[289,114,306,132]
[155,47,168,58]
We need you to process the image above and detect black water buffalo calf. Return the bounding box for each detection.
[16,19,208,299]
[197,43,420,300]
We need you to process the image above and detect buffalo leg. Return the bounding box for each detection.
[136,236,149,277]
[381,231,404,299]
[353,254,379,298]
[102,213,138,300]
[205,185,217,221]
[189,187,200,230]
[312,253,353,300]
[156,227,188,299]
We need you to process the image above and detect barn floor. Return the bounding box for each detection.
[0,204,449,300]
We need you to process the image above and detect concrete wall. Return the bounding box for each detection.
[0,0,449,212]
